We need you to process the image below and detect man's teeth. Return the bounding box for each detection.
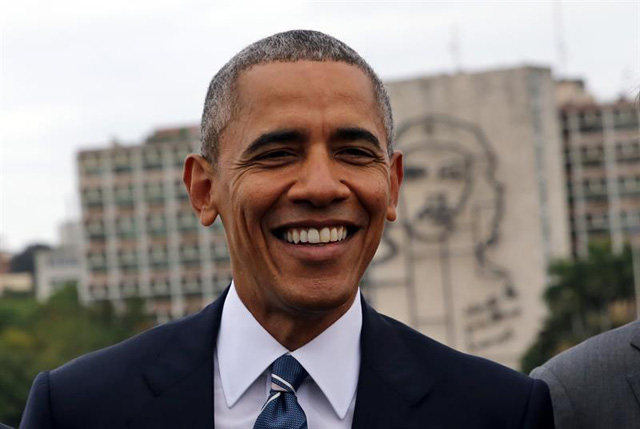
[284,227,348,244]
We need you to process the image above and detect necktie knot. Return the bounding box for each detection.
[271,354,308,393]
[254,355,308,429]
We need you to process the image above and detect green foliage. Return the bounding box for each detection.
[0,284,151,426]
[521,241,635,374]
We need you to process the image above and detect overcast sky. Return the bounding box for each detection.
[1,0,638,252]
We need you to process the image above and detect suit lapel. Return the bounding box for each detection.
[352,297,434,429]
[128,287,229,429]
[127,289,437,428]
[627,328,640,411]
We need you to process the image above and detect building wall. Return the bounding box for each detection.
[34,222,83,301]
[0,273,33,295]
[364,67,570,369]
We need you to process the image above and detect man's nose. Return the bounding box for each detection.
[287,148,350,207]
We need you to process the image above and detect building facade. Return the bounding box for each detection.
[363,67,571,368]
[558,82,640,257]
[77,126,232,322]
[0,272,32,296]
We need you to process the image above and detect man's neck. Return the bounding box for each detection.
[235,286,357,351]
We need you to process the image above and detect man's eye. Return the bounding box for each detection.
[257,150,296,161]
[336,148,376,163]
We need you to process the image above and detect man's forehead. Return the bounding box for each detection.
[235,60,376,100]
[215,59,390,156]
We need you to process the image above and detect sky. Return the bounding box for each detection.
[0,0,638,252]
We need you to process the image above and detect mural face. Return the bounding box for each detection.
[368,114,521,354]
[403,144,473,242]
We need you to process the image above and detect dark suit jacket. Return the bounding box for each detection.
[21,288,553,428]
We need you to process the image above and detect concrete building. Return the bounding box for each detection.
[0,272,33,296]
[364,66,571,368]
[34,222,83,301]
[557,81,640,257]
[76,126,232,321]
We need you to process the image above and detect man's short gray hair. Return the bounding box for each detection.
[200,29,394,163]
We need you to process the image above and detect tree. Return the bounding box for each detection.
[521,241,635,374]
[8,244,51,274]
[0,284,151,426]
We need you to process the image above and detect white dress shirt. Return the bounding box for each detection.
[214,282,362,428]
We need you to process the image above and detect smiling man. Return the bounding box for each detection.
[21,30,554,429]
[185,58,399,354]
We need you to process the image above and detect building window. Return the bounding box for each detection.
[149,246,168,265]
[82,154,101,176]
[113,152,132,173]
[143,150,163,170]
[145,183,165,203]
[83,188,103,208]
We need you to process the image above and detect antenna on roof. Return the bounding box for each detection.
[553,0,568,77]
[449,23,462,73]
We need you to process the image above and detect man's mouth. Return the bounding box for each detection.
[279,226,351,245]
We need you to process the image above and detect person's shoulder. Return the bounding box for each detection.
[371,313,553,427]
[530,320,640,427]
[537,319,640,375]
[380,314,537,392]
[45,308,207,421]
[52,312,181,381]
[531,319,640,388]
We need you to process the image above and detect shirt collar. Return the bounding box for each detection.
[216,281,362,420]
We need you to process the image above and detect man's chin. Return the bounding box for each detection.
[275,279,358,315]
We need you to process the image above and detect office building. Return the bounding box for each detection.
[77,126,232,321]
[558,80,640,257]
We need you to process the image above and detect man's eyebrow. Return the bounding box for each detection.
[244,129,306,155]
[332,127,382,150]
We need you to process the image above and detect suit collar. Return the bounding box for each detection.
[352,295,434,428]
[142,287,227,395]
[132,288,436,428]
[217,283,363,419]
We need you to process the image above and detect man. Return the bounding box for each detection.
[531,319,640,428]
[21,30,553,428]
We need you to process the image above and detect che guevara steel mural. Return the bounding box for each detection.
[368,114,521,353]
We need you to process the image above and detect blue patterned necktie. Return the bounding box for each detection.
[253,354,308,429]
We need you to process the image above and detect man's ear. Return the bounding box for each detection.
[386,151,404,222]
[183,154,218,226]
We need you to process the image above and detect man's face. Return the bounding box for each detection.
[208,61,402,319]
